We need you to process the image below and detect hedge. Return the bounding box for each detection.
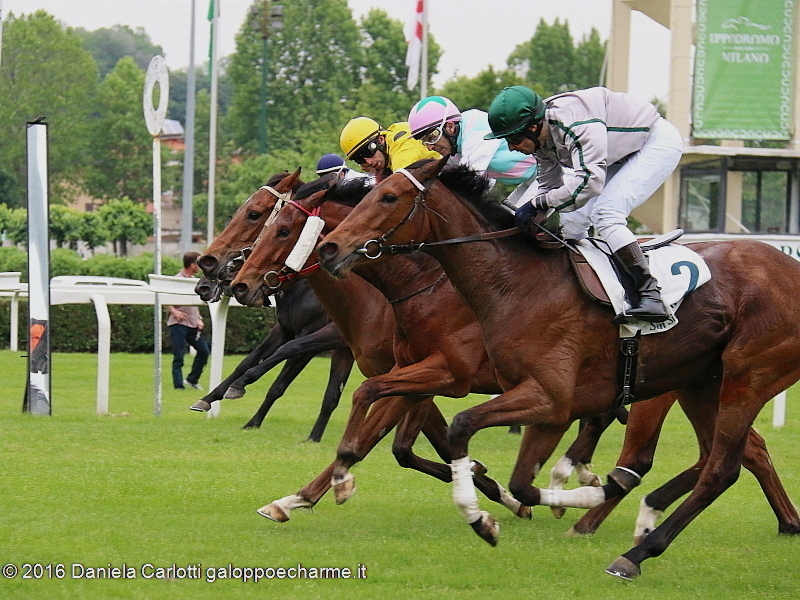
[0,299,276,354]
[0,247,277,353]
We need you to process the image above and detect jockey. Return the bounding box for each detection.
[315,153,369,181]
[484,85,682,323]
[408,95,538,205]
[339,117,439,181]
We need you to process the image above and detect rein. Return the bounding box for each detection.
[387,272,447,304]
[355,167,521,259]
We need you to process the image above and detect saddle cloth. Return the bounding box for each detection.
[573,239,711,336]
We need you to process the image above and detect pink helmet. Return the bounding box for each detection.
[408,96,462,139]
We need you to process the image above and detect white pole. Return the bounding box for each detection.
[91,294,111,415]
[420,0,428,99]
[772,390,787,428]
[206,294,230,418]
[207,1,219,245]
[144,55,169,417]
[181,0,197,253]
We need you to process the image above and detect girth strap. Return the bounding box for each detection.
[615,332,641,409]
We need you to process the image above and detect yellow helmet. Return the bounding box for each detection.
[340,117,381,160]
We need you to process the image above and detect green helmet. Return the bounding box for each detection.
[484,86,546,140]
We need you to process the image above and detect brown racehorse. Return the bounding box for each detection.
[316,158,800,579]
[230,175,799,545]
[194,173,532,518]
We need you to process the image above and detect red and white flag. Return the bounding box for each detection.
[404,0,424,90]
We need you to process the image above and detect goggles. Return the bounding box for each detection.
[351,139,379,165]
[418,127,445,146]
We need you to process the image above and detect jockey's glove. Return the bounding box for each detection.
[514,201,539,233]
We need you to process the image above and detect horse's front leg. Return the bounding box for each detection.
[447,383,571,546]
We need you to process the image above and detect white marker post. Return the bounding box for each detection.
[143,56,169,417]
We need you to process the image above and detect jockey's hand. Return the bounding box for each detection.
[514,201,539,233]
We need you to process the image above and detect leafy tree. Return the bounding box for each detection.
[509,18,580,96]
[83,57,159,202]
[0,11,99,207]
[96,197,152,256]
[349,9,442,127]
[76,25,164,79]
[226,0,362,155]
[437,67,523,113]
[49,205,85,248]
[79,211,110,254]
[573,28,607,89]
[3,208,28,245]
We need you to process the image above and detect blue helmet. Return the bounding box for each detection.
[316,153,347,176]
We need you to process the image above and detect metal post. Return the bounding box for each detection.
[259,35,268,154]
[181,0,197,253]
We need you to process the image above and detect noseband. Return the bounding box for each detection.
[261,199,323,291]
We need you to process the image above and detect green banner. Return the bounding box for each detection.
[693,0,795,140]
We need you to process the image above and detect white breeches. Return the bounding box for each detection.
[559,117,683,252]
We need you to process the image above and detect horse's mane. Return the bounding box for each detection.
[436,163,516,231]
[264,170,304,190]
[295,175,374,207]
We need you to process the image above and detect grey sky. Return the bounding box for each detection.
[3,0,671,101]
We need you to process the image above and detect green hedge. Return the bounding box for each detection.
[0,298,276,354]
[0,247,277,353]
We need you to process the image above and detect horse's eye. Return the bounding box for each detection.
[381,194,397,204]
[277,226,291,238]
[247,210,262,220]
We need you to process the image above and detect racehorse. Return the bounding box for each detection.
[193,171,532,513]
[190,170,353,440]
[228,175,800,544]
[228,176,532,519]
[315,158,800,578]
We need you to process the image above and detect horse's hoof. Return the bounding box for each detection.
[550,506,566,519]
[472,460,488,477]
[241,422,260,430]
[605,556,640,580]
[516,504,532,520]
[223,387,245,400]
[189,400,211,412]
[257,503,290,523]
[565,526,590,538]
[469,512,499,546]
[332,472,356,505]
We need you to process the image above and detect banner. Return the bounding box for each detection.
[693,0,795,139]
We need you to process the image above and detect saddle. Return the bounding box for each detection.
[566,230,685,306]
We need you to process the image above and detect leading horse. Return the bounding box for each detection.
[316,158,800,579]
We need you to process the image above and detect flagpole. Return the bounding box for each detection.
[207,0,219,245]
[420,0,428,99]
[0,0,5,67]
[181,0,197,253]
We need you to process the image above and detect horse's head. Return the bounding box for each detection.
[317,156,450,279]
[230,174,372,307]
[196,168,303,285]
[194,275,224,303]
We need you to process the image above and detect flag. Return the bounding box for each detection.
[404,0,424,91]
[207,0,219,74]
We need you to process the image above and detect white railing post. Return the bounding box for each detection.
[90,293,111,415]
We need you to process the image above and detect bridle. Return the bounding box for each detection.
[218,184,294,278]
[354,167,521,260]
[261,199,323,291]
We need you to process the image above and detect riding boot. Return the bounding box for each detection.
[613,242,669,323]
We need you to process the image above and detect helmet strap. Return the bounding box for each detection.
[444,122,460,153]
[526,121,544,152]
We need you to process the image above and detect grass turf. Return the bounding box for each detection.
[1,350,799,598]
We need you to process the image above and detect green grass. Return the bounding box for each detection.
[1,350,800,598]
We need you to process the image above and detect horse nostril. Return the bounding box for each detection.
[318,242,339,260]
[231,282,250,299]
[197,254,217,274]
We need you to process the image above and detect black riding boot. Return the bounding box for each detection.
[613,242,669,323]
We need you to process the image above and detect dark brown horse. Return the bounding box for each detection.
[233,173,799,542]
[316,158,800,579]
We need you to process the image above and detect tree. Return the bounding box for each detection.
[438,67,523,113]
[226,0,362,155]
[96,197,152,256]
[83,57,159,202]
[509,18,580,96]
[49,205,85,249]
[573,28,607,89]
[79,211,110,255]
[77,25,164,80]
[349,9,442,126]
[0,11,99,207]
